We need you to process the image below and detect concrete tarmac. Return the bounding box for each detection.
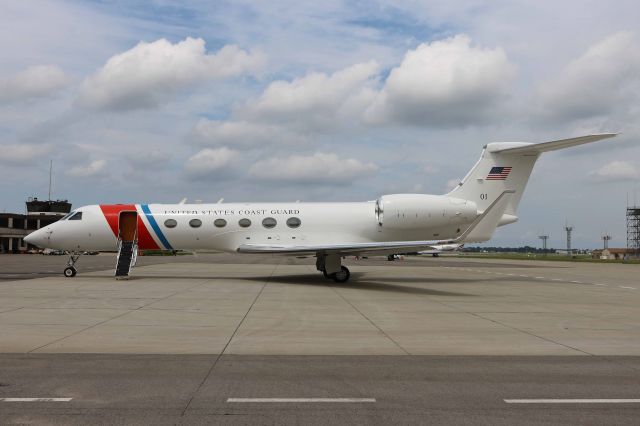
[0,254,639,424]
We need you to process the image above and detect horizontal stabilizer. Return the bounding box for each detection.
[489,133,617,155]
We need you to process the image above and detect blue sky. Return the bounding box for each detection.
[1,0,639,248]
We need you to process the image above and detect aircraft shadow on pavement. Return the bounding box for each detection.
[246,273,475,297]
[69,273,475,296]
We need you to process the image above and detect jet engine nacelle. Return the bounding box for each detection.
[375,194,477,230]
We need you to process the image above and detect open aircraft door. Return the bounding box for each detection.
[115,211,138,279]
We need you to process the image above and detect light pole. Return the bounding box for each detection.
[538,235,549,256]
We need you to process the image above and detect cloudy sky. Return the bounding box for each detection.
[1,0,639,248]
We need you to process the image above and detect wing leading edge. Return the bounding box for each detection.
[237,190,515,256]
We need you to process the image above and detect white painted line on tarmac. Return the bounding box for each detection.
[551,278,562,281]
[227,398,376,403]
[535,277,545,279]
[1,398,72,402]
[505,399,640,404]
[519,275,529,278]
[619,286,636,290]
[594,284,608,286]
[570,280,583,284]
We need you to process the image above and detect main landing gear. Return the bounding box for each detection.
[63,252,81,278]
[316,254,351,283]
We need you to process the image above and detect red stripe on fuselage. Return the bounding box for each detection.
[99,204,160,250]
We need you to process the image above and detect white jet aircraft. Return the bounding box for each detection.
[417,243,463,257]
[25,134,616,282]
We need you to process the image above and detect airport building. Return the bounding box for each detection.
[0,198,71,253]
[591,248,634,260]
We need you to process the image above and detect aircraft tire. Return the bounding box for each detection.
[64,267,77,278]
[332,266,350,283]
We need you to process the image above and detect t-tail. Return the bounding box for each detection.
[447,134,617,227]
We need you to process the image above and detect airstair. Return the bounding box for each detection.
[115,238,137,279]
[115,211,138,279]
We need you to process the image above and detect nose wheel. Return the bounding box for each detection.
[63,253,81,278]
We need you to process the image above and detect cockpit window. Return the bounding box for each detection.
[60,212,74,220]
[68,211,83,221]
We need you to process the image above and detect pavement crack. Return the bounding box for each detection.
[432,298,594,356]
[179,262,277,417]
[27,278,212,353]
[328,283,411,355]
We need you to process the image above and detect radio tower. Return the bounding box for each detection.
[628,206,640,259]
[602,234,612,250]
[564,223,573,257]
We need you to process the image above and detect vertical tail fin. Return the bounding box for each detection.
[448,134,617,217]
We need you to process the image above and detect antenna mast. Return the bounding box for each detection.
[48,160,53,201]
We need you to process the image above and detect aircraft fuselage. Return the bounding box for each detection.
[26,198,477,253]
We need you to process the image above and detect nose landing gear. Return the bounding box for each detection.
[63,253,81,278]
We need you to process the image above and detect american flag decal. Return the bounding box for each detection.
[486,166,512,180]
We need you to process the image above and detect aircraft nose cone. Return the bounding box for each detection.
[24,228,50,248]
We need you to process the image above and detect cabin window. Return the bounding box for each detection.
[214,218,227,228]
[164,219,177,228]
[238,218,251,228]
[262,217,277,229]
[286,217,301,228]
[68,212,83,221]
[189,219,202,228]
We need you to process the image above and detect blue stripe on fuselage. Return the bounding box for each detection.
[141,204,173,250]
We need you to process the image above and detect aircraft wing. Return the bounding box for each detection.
[238,190,514,256]
[238,240,445,256]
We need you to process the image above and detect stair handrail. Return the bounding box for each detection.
[130,229,139,271]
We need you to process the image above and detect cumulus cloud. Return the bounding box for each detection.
[249,152,378,184]
[589,160,640,182]
[365,35,515,127]
[126,149,171,168]
[76,38,265,110]
[0,65,68,103]
[0,143,54,165]
[214,35,514,137]
[66,159,107,177]
[191,119,307,148]
[185,147,237,179]
[535,31,640,123]
[241,61,379,130]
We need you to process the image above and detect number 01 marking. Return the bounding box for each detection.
[480,193,488,200]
